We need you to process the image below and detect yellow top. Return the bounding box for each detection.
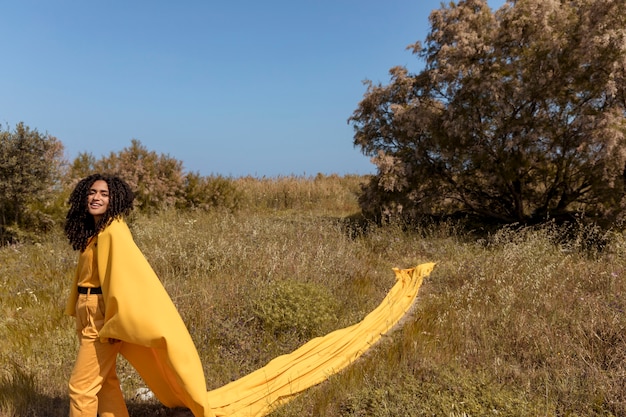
[76,237,100,288]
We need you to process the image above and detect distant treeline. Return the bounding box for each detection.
[0,122,367,245]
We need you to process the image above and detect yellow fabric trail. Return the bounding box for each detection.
[66,219,434,417]
[206,262,435,417]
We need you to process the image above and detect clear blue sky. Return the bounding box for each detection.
[1,0,505,177]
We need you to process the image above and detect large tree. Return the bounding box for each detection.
[349,0,626,225]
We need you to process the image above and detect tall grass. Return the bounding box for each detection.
[1,175,625,416]
[233,174,364,215]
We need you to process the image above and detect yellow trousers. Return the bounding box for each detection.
[69,292,129,417]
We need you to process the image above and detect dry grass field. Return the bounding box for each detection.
[1,174,625,416]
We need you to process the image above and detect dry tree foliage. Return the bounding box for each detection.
[350,0,626,225]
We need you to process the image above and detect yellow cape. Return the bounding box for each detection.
[66,218,435,417]
[66,218,213,417]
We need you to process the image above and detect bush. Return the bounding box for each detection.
[251,280,338,339]
[0,122,66,244]
[178,173,242,212]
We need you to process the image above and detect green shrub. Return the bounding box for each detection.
[178,173,243,212]
[251,280,338,339]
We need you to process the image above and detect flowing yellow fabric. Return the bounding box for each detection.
[205,262,435,417]
[66,218,434,417]
[66,219,214,417]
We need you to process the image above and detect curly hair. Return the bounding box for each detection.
[65,173,135,251]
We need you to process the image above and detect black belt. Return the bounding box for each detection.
[78,286,102,295]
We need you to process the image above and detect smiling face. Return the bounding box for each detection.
[87,179,110,222]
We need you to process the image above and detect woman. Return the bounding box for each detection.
[64,173,213,417]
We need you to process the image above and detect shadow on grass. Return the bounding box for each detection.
[127,402,194,417]
[0,363,67,417]
[0,363,192,417]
